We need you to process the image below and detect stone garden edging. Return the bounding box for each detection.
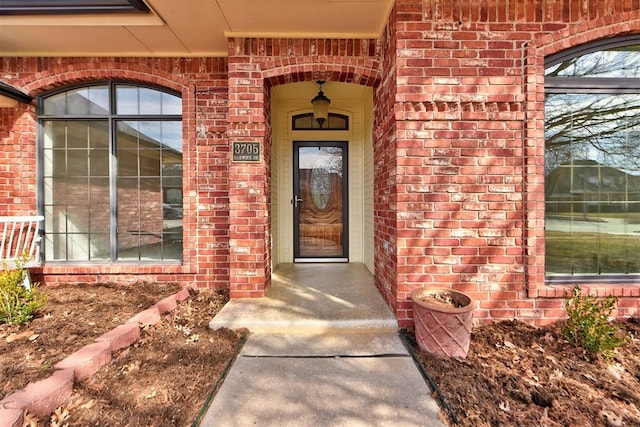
[0,286,192,427]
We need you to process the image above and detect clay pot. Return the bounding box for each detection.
[411,287,475,359]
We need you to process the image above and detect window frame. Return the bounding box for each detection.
[0,0,149,15]
[37,80,183,264]
[292,112,350,131]
[544,35,640,284]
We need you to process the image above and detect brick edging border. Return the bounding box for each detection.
[0,286,193,427]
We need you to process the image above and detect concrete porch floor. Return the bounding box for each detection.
[208,263,398,333]
[202,264,446,426]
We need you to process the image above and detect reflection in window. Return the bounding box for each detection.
[292,113,349,130]
[545,38,640,277]
[40,83,183,262]
[545,44,640,78]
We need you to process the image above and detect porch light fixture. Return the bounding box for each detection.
[310,80,331,128]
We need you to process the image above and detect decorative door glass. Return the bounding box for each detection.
[294,142,348,260]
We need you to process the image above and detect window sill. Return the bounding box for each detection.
[535,280,640,299]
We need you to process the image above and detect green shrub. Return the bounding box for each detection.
[562,284,628,361]
[0,257,46,325]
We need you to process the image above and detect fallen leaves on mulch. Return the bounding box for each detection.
[59,289,243,427]
[1,282,181,398]
[404,319,640,427]
[1,283,244,427]
[8,281,640,426]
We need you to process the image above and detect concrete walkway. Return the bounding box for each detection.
[201,264,446,427]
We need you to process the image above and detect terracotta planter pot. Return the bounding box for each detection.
[411,287,475,359]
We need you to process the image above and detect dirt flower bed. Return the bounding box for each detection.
[1,282,181,398]
[6,281,640,426]
[404,319,640,427]
[1,283,243,426]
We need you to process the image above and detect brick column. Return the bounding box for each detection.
[227,41,271,298]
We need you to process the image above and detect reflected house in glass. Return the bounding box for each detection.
[546,159,640,215]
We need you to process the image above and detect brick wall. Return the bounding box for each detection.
[0,105,37,216]
[1,0,640,326]
[0,57,229,288]
[390,0,640,327]
[374,5,401,316]
[226,37,382,297]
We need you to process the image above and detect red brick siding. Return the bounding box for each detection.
[374,4,401,316]
[1,1,639,326]
[392,0,640,327]
[0,57,229,288]
[226,37,381,297]
[0,105,38,216]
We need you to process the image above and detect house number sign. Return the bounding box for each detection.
[232,141,261,162]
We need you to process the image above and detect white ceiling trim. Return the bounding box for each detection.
[224,31,383,39]
[0,0,394,57]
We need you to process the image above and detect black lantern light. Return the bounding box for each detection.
[310,80,331,128]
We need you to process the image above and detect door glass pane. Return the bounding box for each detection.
[297,145,345,257]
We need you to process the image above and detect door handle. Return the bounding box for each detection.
[293,196,303,207]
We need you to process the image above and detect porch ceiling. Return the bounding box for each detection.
[0,0,394,57]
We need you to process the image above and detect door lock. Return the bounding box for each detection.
[293,196,303,207]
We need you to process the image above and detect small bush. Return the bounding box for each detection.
[0,257,46,325]
[562,284,628,361]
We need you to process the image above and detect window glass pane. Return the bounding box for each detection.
[43,205,79,261]
[545,91,640,275]
[66,203,90,233]
[87,86,109,115]
[138,88,162,115]
[117,176,141,258]
[329,115,348,129]
[43,121,61,149]
[116,120,140,150]
[89,234,110,260]
[43,93,66,115]
[89,178,110,211]
[292,113,349,130]
[67,233,90,261]
[163,166,182,189]
[66,121,88,149]
[51,150,66,177]
[116,121,140,176]
[161,91,182,115]
[116,86,139,115]
[43,87,108,116]
[41,83,182,262]
[67,151,88,176]
[89,150,109,176]
[66,86,109,115]
[116,85,179,116]
[89,121,109,149]
[65,89,89,115]
[546,45,640,78]
[161,121,182,152]
[293,114,314,129]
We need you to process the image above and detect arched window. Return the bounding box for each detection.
[38,82,183,262]
[545,36,640,280]
[292,113,349,130]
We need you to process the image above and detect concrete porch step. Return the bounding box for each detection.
[209,263,398,334]
[209,298,398,334]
